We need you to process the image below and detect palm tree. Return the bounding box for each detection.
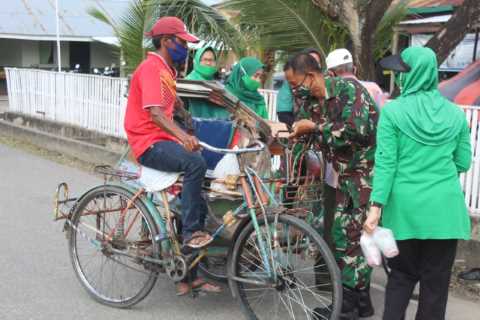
[220,0,349,87]
[88,0,245,75]
[224,0,348,61]
[309,0,411,80]
[225,0,409,80]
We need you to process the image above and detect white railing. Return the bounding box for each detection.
[259,88,280,170]
[6,68,129,138]
[5,68,480,217]
[5,69,279,139]
[460,107,480,217]
[259,89,279,122]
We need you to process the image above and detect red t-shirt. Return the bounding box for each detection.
[124,52,178,159]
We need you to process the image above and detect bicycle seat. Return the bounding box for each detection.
[136,166,182,192]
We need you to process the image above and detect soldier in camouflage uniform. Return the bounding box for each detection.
[284,52,379,319]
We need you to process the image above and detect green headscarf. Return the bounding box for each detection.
[225,57,268,119]
[386,47,464,145]
[186,47,217,81]
[185,47,230,119]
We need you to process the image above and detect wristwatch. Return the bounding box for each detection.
[314,123,323,134]
[370,201,384,208]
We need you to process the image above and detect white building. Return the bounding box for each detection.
[0,0,126,73]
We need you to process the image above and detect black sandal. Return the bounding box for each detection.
[458,268,480,281]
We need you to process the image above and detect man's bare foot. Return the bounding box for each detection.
[176,282,190,296]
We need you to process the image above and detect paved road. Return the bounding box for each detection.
[0,142,479,320]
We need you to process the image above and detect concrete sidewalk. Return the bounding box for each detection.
[0,95,8,113]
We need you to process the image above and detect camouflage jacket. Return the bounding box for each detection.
[314,76,379,208]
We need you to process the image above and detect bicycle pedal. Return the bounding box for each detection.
[236,213,249,219]
[180,245,200,256]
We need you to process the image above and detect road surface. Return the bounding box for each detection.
[0,142,478,320]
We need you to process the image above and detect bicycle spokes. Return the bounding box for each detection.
[233,216,338,320]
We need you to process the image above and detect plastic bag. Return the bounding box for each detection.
[212,152,241,178]
[211,152,241,193]
[372,227,399,258]
[360,232,382,267]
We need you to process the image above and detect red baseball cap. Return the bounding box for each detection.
[145,16,199,43]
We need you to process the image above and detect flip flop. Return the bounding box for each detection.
[192,278,222,293]
[176,282,191,296]
[184,231,214,249]
[458,268,480,281]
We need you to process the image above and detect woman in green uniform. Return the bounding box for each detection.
[364,46,472,320]
[186,46,230,120]
[225,57,268,119]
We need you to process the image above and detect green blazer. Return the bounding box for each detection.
[370,105,472,240]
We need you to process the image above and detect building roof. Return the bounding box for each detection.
[440,59,480,105]
[408,0,464,7]
[391,0,464,14]
[0,0,128,41]
[400,14,451,25]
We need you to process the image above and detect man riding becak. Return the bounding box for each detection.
[123,16,221,296]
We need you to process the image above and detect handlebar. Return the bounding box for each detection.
[199,140,265,154]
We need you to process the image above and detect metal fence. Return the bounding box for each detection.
[261,89,279,121]
[6,68,129,138]
[461,108,480,217]
[5,68,480,217]
[5,68,277,138]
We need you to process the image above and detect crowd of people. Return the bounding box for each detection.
[124,16,473,320]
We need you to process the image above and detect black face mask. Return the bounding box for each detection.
[292,74,312,101]
[295,85,312,101]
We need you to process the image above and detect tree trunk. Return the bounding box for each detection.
[312,0,394,80]
[425,0,480,65]
[262,49,276,89]
[357,0,394,80]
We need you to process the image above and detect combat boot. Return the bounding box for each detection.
[340,286,359,320]
[357,285,374,317]
[313,286,359,320]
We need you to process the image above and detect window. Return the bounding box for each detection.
[39,42,54,65]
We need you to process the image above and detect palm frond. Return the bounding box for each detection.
[116,0,153,73]
[87,7,118,33]
[88,0,244,73]
[373,0,410,59]
[224,0,349,58]
[147,0,246,55]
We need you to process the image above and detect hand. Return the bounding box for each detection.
[181,134,200,152]
[289,119,316,139]
[267,121,289,138]
[363,206,382,234]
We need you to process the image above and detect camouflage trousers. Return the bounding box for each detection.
[332,190,372,290]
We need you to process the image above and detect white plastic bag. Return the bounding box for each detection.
[210,151,241,193]
[212,152,240,178]
[360,232,382,267]
[372,227,399,258]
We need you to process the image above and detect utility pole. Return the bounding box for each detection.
[55,0,62,71]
